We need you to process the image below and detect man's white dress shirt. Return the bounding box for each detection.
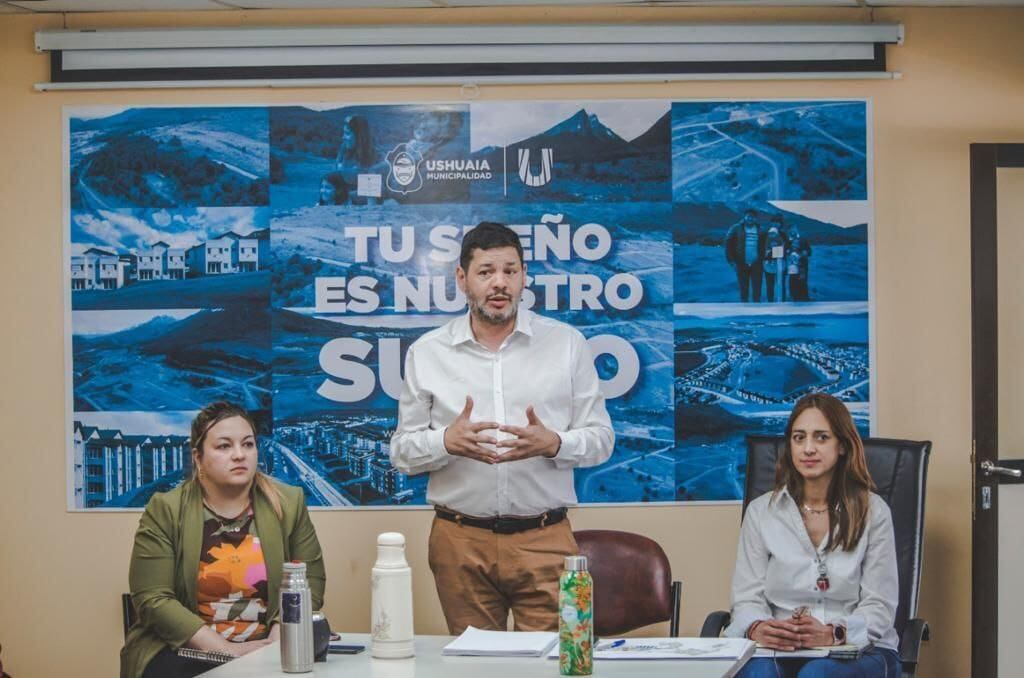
[390,309,614,517]
[724,488,900,651]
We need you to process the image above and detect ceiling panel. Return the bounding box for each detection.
[5,0,1022,11]
[868,0,1024,4]
[7,0,228,11]
[445,0,858,4]
[443,0,640,5]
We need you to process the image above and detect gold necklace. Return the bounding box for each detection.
[801,503,829,515]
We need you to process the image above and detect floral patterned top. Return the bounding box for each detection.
[196,503,269,641]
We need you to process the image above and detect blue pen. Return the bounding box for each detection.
[597,639,626,651]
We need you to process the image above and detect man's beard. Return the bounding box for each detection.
[467,292,518,325]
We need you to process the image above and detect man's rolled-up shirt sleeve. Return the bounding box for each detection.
[390,345,450,476]
[552,333,614,469]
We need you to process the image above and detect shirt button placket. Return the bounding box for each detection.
[494,353,509,515]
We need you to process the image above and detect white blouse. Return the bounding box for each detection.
[724,487,900,651]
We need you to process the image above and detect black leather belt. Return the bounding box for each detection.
[434,507,567,534]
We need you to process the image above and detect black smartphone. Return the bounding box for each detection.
[328,645,366,654]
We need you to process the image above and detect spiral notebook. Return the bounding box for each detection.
[175,647,236,666]
[754,643,872,659]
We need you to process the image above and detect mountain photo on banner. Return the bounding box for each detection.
[469,101,670,203]
[70,207,271,310]
[672,101,867,202]
[69,107,269,208]
[72,306,272,412]
[270,104,470,209]
[673,201,868,304]
[673,302,869,500]
[270,203,471,311]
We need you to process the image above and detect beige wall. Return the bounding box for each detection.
[1,5,1022,677]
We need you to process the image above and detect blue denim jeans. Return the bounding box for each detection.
[736,647,901,678]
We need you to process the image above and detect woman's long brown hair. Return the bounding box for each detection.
[775,393,874,551]
[190,401,283,519]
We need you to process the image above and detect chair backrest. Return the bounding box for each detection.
[122,592,137,638]
[573,529,674,636]
[743,435,931,638]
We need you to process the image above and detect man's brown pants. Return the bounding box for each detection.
[427,515,579,635]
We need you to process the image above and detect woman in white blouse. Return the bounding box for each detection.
[727,393,901,677]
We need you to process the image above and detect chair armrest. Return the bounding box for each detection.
[899,618,930,670]
[700,610,731,638]
[669,581,683,637]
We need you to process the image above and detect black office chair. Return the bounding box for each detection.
[700,436,931,677]
[122,592,138,638]
[574,529,682,637]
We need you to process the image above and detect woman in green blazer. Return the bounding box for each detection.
[121,402,326,678]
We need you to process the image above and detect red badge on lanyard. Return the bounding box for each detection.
[815,556,830,591]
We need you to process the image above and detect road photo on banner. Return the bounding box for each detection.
[672,100,867,203]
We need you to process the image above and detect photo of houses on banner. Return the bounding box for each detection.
[71,410,411,509]
[69,208,271,309]
[71,225,268,288]
[71,411,194,509]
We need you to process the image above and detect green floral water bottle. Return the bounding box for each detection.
[559,555,593,676]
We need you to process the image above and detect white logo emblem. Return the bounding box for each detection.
[517,148,554,188]
[386,143,424,195]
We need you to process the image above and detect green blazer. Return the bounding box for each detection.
[120,478,326,678]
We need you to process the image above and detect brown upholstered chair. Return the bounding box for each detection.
[573,529,682,637]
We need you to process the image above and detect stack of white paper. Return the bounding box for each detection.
[546,637,756,662]
[753,647,829,659]
[442,626,559,657]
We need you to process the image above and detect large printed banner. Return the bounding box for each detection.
[65,99,872,509]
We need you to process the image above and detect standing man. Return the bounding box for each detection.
[390,221,614,635]
[724,209,766,302]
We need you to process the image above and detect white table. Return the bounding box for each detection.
[203,634,750,678]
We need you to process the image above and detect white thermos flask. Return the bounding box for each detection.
[370,532,415,658]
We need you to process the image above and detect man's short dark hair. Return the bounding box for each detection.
[459,221,524,271]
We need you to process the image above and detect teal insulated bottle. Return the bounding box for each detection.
[558,555,593,676]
